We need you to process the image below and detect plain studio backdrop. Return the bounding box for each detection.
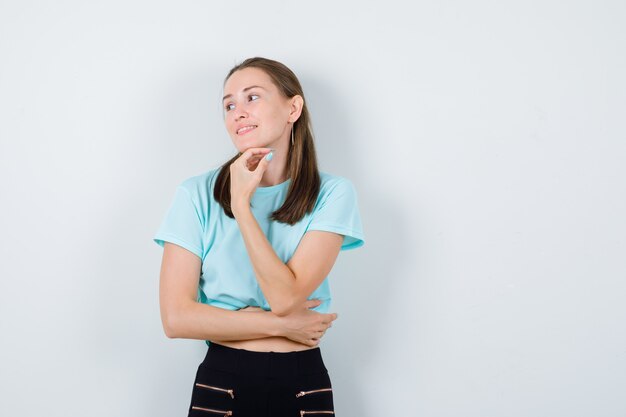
[1,1,624,416]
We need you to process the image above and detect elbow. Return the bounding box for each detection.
[163,321,178,339]
[269,289,306,317]
[161,308,183,339]
[270,301,296,318]
[271,309,292,318]
[162,316,177,339]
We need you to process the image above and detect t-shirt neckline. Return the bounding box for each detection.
[254,178,291,194]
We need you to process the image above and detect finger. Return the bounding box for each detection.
[322,312,338,323]
[305,299,323,309]
[246,149,273,173]
[245,156,263,171]
[241,147,272,163]
[236,148,267,170]
[254,150,274,173]
[248,155,263,165]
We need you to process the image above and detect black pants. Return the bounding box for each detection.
[187,342,335,417]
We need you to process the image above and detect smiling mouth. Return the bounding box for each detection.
[237,125,258,135]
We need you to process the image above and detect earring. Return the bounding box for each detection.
[291,124,294,146]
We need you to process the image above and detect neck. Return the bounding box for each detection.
[259,148,289,186]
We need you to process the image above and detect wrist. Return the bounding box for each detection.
[267,312,285,338]
[232,202,250,218]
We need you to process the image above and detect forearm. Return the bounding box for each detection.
[233,206,297,315]
[163,300,283,341]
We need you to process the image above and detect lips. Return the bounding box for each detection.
[237,125,257,135]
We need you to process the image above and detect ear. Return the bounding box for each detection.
[288,95,304,123]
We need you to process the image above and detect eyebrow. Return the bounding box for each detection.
[222,85,266,102]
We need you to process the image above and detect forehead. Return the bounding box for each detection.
[224,67,275,94]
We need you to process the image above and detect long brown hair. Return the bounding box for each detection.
[214,57,321,225]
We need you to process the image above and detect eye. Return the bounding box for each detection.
[224,94,258,112]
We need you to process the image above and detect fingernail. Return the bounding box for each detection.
[265,151,273,161]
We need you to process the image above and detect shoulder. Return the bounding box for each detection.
[318,171,358,196]
[314,171,360,208]
[177,166,221,201]
[308,171,365,250]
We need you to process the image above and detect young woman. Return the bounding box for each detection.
[154,57,365,417]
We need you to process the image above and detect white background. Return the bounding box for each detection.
[1,1,625,416]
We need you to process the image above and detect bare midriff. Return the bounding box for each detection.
[208,306,317,353]
[214,337,315,352]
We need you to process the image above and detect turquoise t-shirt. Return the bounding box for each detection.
[153,167,365,344]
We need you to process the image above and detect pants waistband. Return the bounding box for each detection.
[201,342,328,378]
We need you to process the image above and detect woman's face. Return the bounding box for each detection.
[222,67,293,153]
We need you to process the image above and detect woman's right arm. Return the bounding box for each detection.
[159,242,336,346]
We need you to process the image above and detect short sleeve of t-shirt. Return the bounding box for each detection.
[153,185,204,259]
[306,178,365,251]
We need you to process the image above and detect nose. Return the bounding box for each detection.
[233,105,248,121]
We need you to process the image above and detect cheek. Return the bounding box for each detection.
[225,116,237,130]
[266,107,288,128]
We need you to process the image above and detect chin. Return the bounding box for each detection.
[231,138,251,152]
[237,140,269,152]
